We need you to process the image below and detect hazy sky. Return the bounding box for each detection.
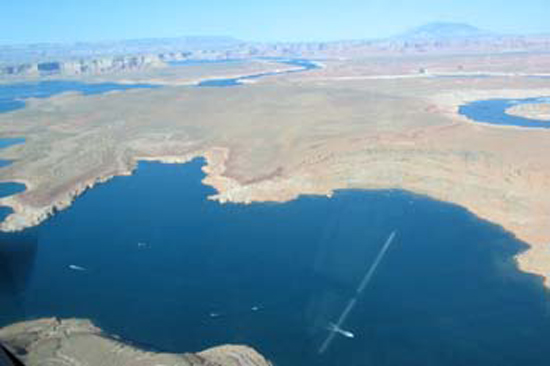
[2,0,549,44]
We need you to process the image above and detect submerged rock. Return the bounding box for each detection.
[0,318,271,366]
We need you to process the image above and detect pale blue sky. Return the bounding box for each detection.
[2,0,549,44]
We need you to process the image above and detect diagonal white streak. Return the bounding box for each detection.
[318,231,397,355]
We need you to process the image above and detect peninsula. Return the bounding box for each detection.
[0,318,271,366]
[1,25,550,289]
[506,102,550,121]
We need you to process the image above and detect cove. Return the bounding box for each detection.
[0,159,549,366]
[0,80,157,114]
[0,80,157,211]
[0,138,27,221]
[459,97,550,128]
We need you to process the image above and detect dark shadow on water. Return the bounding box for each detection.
[0,160,549,366]
[0,229,38,325]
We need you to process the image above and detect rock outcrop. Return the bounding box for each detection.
[0,318,271,366]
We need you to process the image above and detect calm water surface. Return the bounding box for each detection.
[197,59,319,87]
[0,80,156,216]
[0,80,156,114]
[0,68,550,365]
[459,97,550,128]
[0,159,549,366]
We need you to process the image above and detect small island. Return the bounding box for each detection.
[506,102,550,121]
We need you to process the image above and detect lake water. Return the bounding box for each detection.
[0,81,157,218]
[0,159,549,366]
[459,97,550,128]
[0,59,317,214]
[197,59,320,87]
[0,58,318,201]
[0,138,27,221]
[1,66,550,365]
[0,80,157,114]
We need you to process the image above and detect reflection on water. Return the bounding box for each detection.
[0,159,549,365]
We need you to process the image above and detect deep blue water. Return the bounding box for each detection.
[197,59,320,87]
[0,80,157,114]
[0,183,25,199]
[459,97,550,128]
[0,159,549,366]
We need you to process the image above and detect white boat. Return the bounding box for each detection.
[327,323,355,338]
[69,264,87,271]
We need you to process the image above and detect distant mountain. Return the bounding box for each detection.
[395,22,492,40]
[3,23,550,78]
[0,36,242,64]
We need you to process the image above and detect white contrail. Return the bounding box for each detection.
[318,231,397,355]
[356,231,396,294]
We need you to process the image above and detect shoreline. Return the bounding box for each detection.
[0,318,272,366]
[0,144,548,289]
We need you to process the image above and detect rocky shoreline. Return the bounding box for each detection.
[1,136,549,291]
[0,64,549,292]
[0,318,271,366]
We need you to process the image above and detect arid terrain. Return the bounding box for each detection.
[0,51,550,291]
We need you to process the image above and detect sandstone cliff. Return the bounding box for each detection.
[2,23,550,78]
[0,54,166,77]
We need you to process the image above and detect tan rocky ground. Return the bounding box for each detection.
[0,318,271,366]
[0,53,549,287]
